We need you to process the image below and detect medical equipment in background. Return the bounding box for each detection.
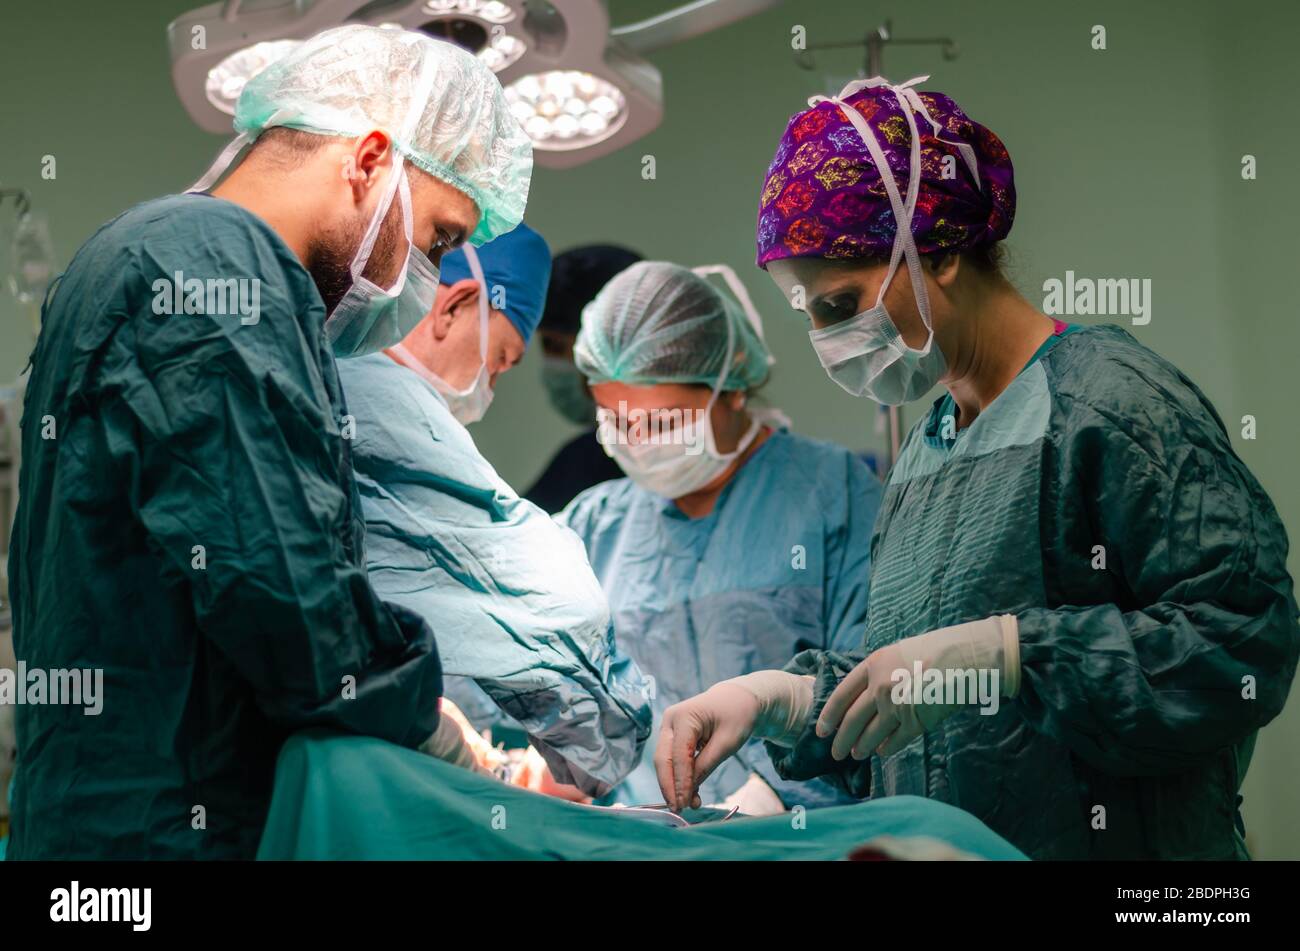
[168,0,785,168]
[797,20,958,476]
[1,186,40,604]
[2,187,55,306]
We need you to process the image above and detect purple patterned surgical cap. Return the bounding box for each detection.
[756,79,1015,267]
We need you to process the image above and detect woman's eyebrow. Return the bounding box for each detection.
[809,282,860,307]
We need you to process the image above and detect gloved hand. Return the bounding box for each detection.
[656,671,814,811]
[509,746,593,803]
[818,615,1021,761]
[419,698,505,776]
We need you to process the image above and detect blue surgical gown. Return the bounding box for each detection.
[338,354,653,796]
[560,428,883,808]
[769,325,1300,859]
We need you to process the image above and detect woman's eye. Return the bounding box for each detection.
[813,294,861,325]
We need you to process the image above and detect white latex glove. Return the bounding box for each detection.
[656,671,814,811]
[418,699,501,777]
[818,615,1021,762]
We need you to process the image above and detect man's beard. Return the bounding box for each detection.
[308,193,406,316]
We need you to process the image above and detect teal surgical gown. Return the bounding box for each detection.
[8,195,443,860]
[337,353,653,796]
[769,325,1299,859]
[560,428,883,808]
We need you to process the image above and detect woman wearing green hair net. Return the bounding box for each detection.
[558,261,883,813]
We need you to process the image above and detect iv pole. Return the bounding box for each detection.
[797,21,958,475]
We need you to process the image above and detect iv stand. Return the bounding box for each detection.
[797,21,958,475]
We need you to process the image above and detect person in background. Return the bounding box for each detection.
[559,261,882,814]
[8,25,532,860]
[338,225,653,799]
[656,77,1299,860]
[524,245,641,512]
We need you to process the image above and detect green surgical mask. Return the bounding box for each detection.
[542,356,596,425]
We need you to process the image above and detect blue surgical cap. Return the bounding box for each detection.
[439,222,551,346]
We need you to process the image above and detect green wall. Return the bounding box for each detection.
[1,0,1295,856]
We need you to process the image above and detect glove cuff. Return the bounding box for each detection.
[419,712,480,772]
[729,670,815,747]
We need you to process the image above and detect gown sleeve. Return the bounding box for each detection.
[1014,362,1299,776]
[764,648,871,796]
[113,230,442,750]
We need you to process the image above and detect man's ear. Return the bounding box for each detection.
[346,130,395,204]
[431,279,480,340]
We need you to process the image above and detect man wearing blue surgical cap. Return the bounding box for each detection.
[337,223,654,800]
[380,221,552,422]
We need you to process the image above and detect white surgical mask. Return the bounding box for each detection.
[323,161,441,358]
[805,76,980,405]
[602,405,764,500]
[390,242,494,425]
[601,265,780,499]
[326,166,441,358]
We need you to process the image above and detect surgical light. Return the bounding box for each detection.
[478,32,525,71]
[504,70,625,150]
[424,0,516,25]
[169,1,784,168]
[203,39,300,116]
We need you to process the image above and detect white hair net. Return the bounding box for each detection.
[574,261,773,390]
[235,24,532,244]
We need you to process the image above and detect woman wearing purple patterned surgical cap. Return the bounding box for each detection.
[653,78,1299,861]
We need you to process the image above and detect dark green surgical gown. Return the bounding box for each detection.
[769,325,1299,859]
[8,195,443,860]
